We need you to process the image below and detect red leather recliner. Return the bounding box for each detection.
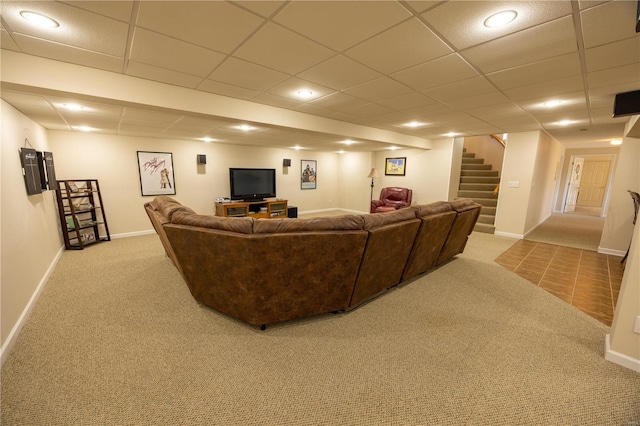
[370,187,413,213]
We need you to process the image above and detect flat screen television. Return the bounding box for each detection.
[229,168,276,201]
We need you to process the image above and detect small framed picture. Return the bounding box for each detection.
[137,151,176,196]
[301,160,317,189]
[385,157,406,176]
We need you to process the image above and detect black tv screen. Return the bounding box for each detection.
[612,90,640,118]
[229,168,276,201]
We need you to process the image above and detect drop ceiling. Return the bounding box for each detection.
[1,0,638,152]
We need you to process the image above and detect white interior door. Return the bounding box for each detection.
[565,157,584,213]
[577,160,611,207]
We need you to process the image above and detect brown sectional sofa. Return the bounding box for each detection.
[144,196,481,329]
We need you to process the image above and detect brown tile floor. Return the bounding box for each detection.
[495,240,624,326]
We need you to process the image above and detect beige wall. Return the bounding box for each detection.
[524,132,564,232]
[370,139,457,206]
[48,131,343,235]
[607,220,640,370]
[1,101,63,357]
[599,132,639,254]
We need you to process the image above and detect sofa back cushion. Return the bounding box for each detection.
[171,211,254,234]
[436,199,482,265]
[361,207,416,230]
[403,202,457,281]
[253,215,364,233]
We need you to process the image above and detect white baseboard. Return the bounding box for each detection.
[494,231,524,239]
[605,334,640,372]
[0,245,64,366]
[111,229,155,239]
[598,246,627,257]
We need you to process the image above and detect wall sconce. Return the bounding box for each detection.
[367,168,379,203]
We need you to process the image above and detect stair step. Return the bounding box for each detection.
[462,153,475,158]
[462,158,484,164]
[458,190,498,199]
[461,170,499,177]
[477,214,495,225]
[480,206,496,215]
[473,223,495,234]
[461,164,492,170]
[459,183,498,191]
[460,176,501,184]
[461,197,498,207]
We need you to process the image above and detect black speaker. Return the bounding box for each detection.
[197,154,207,164]
[287,206,298,218]
[283,158,291,167]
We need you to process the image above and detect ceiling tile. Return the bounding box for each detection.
[231,1,286,18]
[249,92,304,109]
[584,37,640,73]
[136,1,264,54]
[517,91,587,114]
[209,57,289,92]
[343,103,394,118]
[11,34,124,73]
[198,80,259,100]
[127,61,203,89]
[233,23,335,74]
[581,1,640,48]
[376,92,438,111]
[403,1,445,14]
[392,54,479,91]
[2,1,129,56]
[504,76,585,102]
[344,18,452,74]
[343,77,413,102]
[423,76,496,102]
[130,28,225,78]
[587,63,640,89]
[487,53,582,91]
[462,16,577,74]
[298,55,381,91]
[61,1,134,22]
[273,1,410,52]
[266,77,335,101]
[447,91,511,110]
[421,1,572,50]
[308,92,370,112]
[1,28,20,51]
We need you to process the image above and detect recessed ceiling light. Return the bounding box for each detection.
[484,10,517,28]
[235,124,256,131]
[200,137,218,143]
[403,121,426,128]
[296,89,314,99]
[610,139,622,145]
[340,139,355,145]
[293,146,302,150]
[73,125,95,132]
[542,100,563,108]
[388,146,398,151]
[338,150,345,154]
[444,132,458,137]
[61,103,86,111]
[557,120,572,126]
[20,11,59,28]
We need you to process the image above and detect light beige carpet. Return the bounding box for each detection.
[525,213,605,252]
[1,233,638,425]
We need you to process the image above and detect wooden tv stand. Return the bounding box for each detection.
[215,199,288,219]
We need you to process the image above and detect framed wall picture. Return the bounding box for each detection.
[301,160,317,189]
[385,157,406,176]
[137,151,176,196]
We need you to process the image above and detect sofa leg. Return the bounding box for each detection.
[259,324,266,331]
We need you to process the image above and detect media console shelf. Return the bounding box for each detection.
[55,179,111,250]
[215,200,288,219]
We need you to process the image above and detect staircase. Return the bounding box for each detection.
[458,149,500,234]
